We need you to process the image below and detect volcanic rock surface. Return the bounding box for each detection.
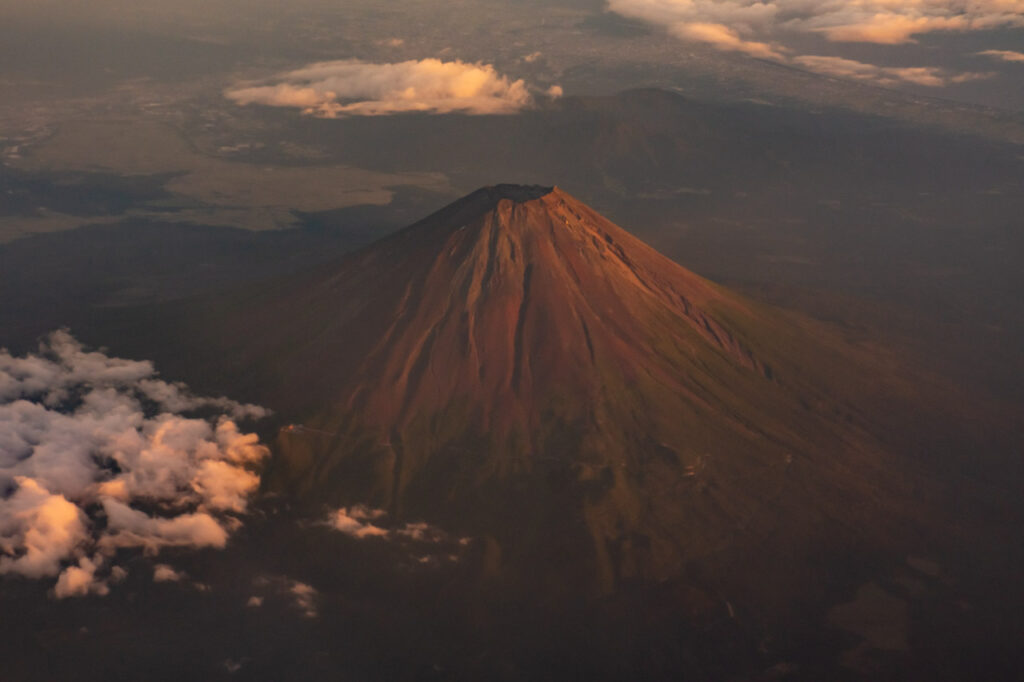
[170,185,922,597]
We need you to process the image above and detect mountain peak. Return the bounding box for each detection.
[278,185,766,441]
[422,185,558,229]
[156,185,913,593]
[477,184,555,203]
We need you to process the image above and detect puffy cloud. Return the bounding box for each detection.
[54,556,108,599]
[0,330,151,404]
[608,1,1024,45]
[808,12,971,45]
[795,2,1024,44]
[325,506,470,565]
[329,506,390,539]
[192,459,261,513]
[978,48,1024,62]
[0,331,270,597]
[225,58,553,117]
[152,564,186,582]
[250,574,319,617]
[98,499,230,553]
[289,581,318,619]
[793,55,995,87]
[0,478,87,578]
[137,379,270,421]
[673,21,787,59]
[606,1,1020,87]
[606,0,778,35]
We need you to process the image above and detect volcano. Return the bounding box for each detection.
[150,185,923,597]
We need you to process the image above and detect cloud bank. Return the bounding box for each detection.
[226,58,555,117]
[606,0,1020,87]
[793,55,994,87]
[978,48,1024,62]
[607,1,1024,45]
[0,331,270,597]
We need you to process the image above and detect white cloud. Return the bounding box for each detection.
[608,1,1024,45]
[325,506,470,564]
[54,556,108,599]
[978,48,1024,62]
[99,495,231,554]
[0,331,270,597]
[606,1,1020,87]
[137,379,270,421]
[329,505,391,539]
[793,55,995,87]
[794,2,1024,45]
[153,564,186,582]
[225,58,548,118]
[673,21,787,59]
[0,477,87,578]
[288,580,318,618]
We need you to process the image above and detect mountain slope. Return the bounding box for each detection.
[142,185,926,597]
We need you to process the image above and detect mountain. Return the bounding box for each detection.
[131,184,929,602]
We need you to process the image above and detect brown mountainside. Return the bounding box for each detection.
[154,185,931,596]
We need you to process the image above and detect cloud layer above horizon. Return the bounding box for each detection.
[607,1,1023,87]
[0,331,270,598]
[226,58,558,117]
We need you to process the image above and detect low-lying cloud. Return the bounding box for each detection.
[978,49,1024,62]
[153,563,186,583]
[0,331,270,597]
[793,55,994,88]
[226,58,556,117]
[327,505,470,565]
[251,574,319,618]
[330,505,390,539]
[607,1,1020,88]
[673,21,786,59]
[608,1,1024,45]
[328,505,461,544]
